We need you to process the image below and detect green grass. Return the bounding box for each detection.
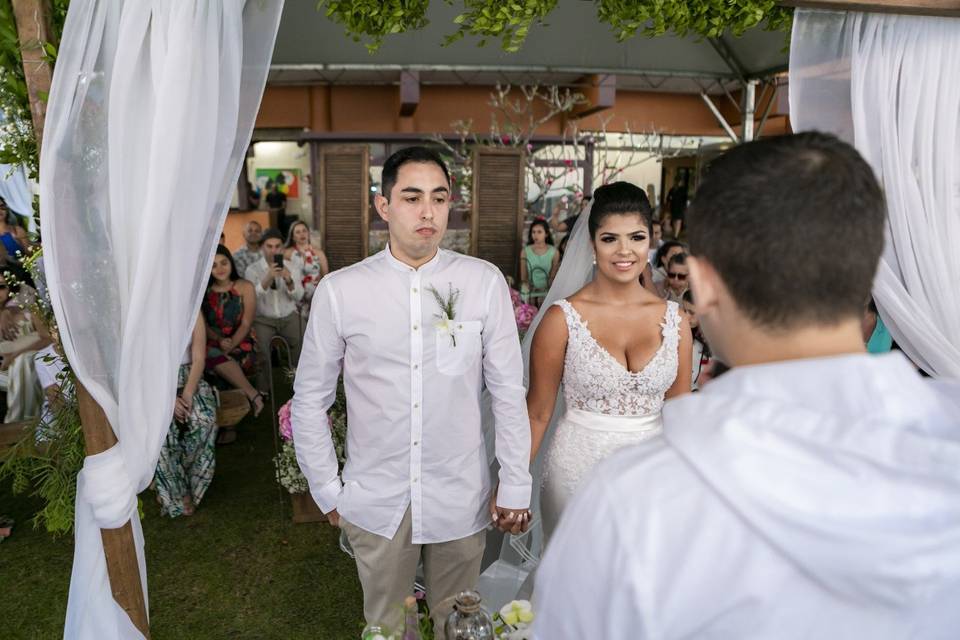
[0,373,365,639]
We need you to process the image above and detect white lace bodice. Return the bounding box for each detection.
[555,299,681,416]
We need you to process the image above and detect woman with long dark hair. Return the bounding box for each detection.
[202,245,262,441]
[520,218,560,307]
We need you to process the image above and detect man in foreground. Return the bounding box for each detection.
[533,132,960,639]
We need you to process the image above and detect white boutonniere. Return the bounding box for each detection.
[428,283,461,347]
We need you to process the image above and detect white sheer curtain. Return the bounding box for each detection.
[39,2,282,637]
[790,9,960,379]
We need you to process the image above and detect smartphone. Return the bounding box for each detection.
[273,254,284,268]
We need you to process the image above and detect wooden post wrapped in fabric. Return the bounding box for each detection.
[471,148,526,281]
[315,144,370,271]
[289,491,327,524]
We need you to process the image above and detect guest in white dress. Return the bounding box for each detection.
[534,133,960,639]
[526,182,692,543]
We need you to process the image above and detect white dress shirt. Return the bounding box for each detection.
[244,256,304,319]
[291,247,532,544]
[534,353,960,639]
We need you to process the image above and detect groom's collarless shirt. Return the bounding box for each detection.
[291,247,532,543]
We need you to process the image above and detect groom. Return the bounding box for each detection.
[291,146,532,630]
[533,133,960,638]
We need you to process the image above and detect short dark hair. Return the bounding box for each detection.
[381,146,450,202]
[688,132,885,329]
[526,219,554,246]
[208,244,240,286]
[667,253,687,270]
[588,182,653,238]
[655,240,686,269]
[260,228,284,245]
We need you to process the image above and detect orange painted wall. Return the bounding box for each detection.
[222,210,271,253]
[256,84,741,137]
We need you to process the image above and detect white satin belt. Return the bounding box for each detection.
[562,407,663,434]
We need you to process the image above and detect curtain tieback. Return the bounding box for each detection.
[81,445,138,530]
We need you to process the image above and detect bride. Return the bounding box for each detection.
[527,182,692,542]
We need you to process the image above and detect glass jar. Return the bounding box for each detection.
[444,590,495,640]
[360,624,390,640]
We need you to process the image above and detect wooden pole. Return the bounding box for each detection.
[11,0,152,637]
[11,0,52,150]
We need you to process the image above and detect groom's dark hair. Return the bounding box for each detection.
[687,132,885,329]
[381,146,451,202]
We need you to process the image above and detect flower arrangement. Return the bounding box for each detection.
[494,600,534,639]
[273,381,348,494]
[510,288,538,338]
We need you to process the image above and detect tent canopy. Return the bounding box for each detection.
[270,2,789,94]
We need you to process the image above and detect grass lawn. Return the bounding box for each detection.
[0,373,365,639]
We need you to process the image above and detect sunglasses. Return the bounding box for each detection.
[667,272,688,281]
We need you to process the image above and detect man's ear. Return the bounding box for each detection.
[687,256,721,317]
[374,194,390,222]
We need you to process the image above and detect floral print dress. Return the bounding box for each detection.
[202,285,257,374]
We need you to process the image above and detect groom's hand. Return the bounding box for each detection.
[325,509,341,527]
[489,492,530,535]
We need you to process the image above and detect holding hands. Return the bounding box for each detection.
[489,488,531,535]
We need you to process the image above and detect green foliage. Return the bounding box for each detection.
[318,0,793,53]
[596,0,792,41]
[0,365,85,536]
[0,0,68,178]
[318,0,430,53]
[446,0,557,52]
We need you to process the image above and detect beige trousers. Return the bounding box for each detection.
[340,506,486,634]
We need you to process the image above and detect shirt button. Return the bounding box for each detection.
[413,403,419,409]
[413,364,419,370]
[413,477,419,483]
[413,324,419,331]
[413,441,419,446]
[412,287,418,293]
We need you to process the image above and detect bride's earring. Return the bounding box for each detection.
[592,254,597,266]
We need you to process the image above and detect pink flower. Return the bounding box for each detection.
[510,288,522,307]
[278,400,293,441]
[515,303,537,332]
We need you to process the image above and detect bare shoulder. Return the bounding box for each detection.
[235,278,255,295]
[532,304,568,347]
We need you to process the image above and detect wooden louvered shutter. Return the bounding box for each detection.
[316,144,369,271]
[471,147,526,280]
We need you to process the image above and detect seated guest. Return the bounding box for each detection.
[0,200,30,264]
[534,132,960,639]
[245,228,303,394]
[682,290,711,391]
[232,220,263,280]
[283,220,329,314]
[202,245,262,442]
[0,272,51,421]
[651,240,685,290]
[154,312,219,517]
[659,252,689,303]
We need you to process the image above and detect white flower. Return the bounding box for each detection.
[434,312,458,346]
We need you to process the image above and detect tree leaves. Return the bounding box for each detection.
[319,0,792,53]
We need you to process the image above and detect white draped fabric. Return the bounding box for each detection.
[39,1,282,638]
[789,9,960,379]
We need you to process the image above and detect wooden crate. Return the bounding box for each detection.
[290,491,327,524]
[216,389,250,427]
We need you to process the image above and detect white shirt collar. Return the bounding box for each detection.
[383,244,443,274]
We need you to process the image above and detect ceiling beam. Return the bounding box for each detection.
[399,69,420,117]
[780,0,960,16]
[570,74,616,119]
[707,36,747,85]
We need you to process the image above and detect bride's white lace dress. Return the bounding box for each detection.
[540,298,681,541]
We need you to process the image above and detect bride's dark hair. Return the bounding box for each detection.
[588,181,653,238]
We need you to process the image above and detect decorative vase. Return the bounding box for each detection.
[289,491,327,524]
[444,590,494,640]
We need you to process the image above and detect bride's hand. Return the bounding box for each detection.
[490,489,531,535]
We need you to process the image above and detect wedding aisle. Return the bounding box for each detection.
[0,371,364,639]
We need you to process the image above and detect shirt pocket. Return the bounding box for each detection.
[435,320,483,376]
